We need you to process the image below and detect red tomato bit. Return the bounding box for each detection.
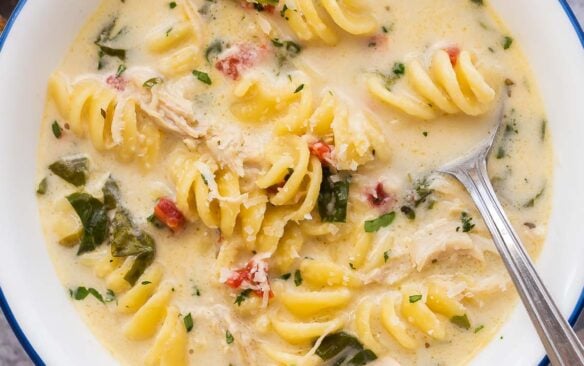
[154,198,186,232]
[215,43,267,80]
[366,182,395,209]
[444,46,461,66]
[224,259,274,299]
[309,140,334,166]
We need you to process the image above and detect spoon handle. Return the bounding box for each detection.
[443,157,584,366]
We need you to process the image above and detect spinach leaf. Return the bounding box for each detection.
[110,209,156,285]
[66,192,108,255]
[364,212,396,233]
[316,332,363,360]
[71,286,105,303]
[318,167,350,223]
[49,156,89,187]
[94,17,127,69]
[102,175,121,210]
[316,332,378,366]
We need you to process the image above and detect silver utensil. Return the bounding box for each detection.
[437,98,584,366]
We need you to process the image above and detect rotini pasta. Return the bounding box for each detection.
[147,0,202,76]
[281,0,377,45]
[48,73,161,169]
[80,253,188,365]
[367,49,496,120]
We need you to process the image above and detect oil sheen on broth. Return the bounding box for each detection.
[36,0,552,365]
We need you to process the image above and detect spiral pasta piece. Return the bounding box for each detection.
[354,284,469,352]
[170,151,243,237]
[147,0,202,76]
[80,253,188,365]
[281,0,377,45]
[47,73,161,169]
[367,49,496,120]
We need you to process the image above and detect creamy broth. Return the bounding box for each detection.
[36,0,552,365]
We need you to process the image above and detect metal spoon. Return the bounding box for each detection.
[436,98,584,365]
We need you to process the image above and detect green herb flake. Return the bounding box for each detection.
[470,0,483,5]
[192,70,212,85]
[36,178,48,195]
[51,121,63,139]
[460,212,475,233]
[143,77,163,89]
[502,36,513,50]
[474,325,485,333]
[280,273,291,280]
[294,84,305,93]
[169,1,177,9]
[383,250,391,263]
[400,206,416,220]
[116,64,127,77]
[451,314,471,330]
[234,289,252,306]
[409,294,423,303]
[72,286,105,303]
[364,212,396,233]
[280,4,288,18]
[392,62,405,76]
[102,175,121,210]
[225,330,234,344]
[49,156,89,187]
[205,40,223,64]
[413,177,433,207]
[318,167,350,223]
[523,187,545,208]
[184,313,194,332]
[294,269,303,286]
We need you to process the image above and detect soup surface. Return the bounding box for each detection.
[36,0,553,365]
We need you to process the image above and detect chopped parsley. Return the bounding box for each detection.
[383,250,391,263]
[71,286,106,303]
[364,212,396,233]
[169,1,177,9]
[523,187,545,208]
[184,313,194,332]
[400,206,416,220]
[392,62,405,76]
[502,36,514,50]
[192,70,212,85]
[409,294,423,303]
[474,325,485,333]
[460,212,475,233]
[280,273,291,280]
[116,64,127,77]
[234,289,252,306]
[36,178,48,195]
[51,121,63,138]
[294,269,303,286]
[225,330,234,344]
[451,314,471,330]
[294,84,305,93]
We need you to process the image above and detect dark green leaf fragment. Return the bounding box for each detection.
[451,314,471,330]
[392,62,405,76]
[460,212,475,232]
[400,206,416,220]
[470,0,483,5]
[409,294,422,303]
[66,192,108,255]
[346,349,377,365]
[318,167,350,223]
[52,121,63,138]
[364,212,396,233]
[226,330,234,344]
[102,175,121,210]
[192,70,212,85]
[523,187,545,208]
[316,332,364,361]
[72,286,105,303]
[294,84,304,93]
[234,289,252,306]
[205,40,223,64]
[36,178,48,195]
[294,269,303,286]
[502,36,513,50]
[280,273,291,280]
[49,156,89,187]
[169,1,177,9]
[184,313,194,332]
[474,324,485,333]
[110,209,156,285]
[383,250,390,263]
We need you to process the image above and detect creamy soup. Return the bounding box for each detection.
[36,0,552,365]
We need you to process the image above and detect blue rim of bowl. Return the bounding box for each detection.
[0,0,582,365]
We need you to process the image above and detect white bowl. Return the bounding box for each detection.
[0,1,583,365]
